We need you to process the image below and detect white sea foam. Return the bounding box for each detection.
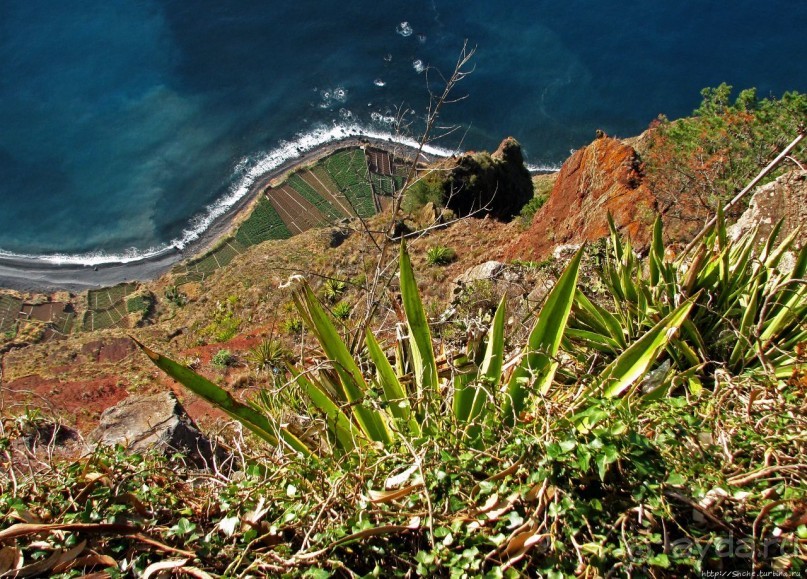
[526,162,562,173]
[0,122,462,267]
[369,112,396,125]
[396,22,413,37]
[319,86,348,108]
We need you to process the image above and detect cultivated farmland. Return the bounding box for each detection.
[287,174,344,221]
[234,197,292,247]
[83,283,138,331]
[308,167,357,217]
[266,185,328,234]
[323,149,375,218]
[170,145,405,286]
[0,294,22,334]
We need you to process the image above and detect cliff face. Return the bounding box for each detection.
[506,136,657,260]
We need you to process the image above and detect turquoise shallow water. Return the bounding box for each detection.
[0,0,805,260]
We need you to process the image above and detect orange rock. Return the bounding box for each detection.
[506,137,657,261]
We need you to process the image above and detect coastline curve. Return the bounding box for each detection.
[0,127,559,293]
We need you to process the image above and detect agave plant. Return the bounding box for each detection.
[425,245,456,266]
[322,278,347,303]
[247,338,287,373]
[568,211,806,383]
[138,240,701,457]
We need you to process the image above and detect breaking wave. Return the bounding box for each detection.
[395,21,413,37]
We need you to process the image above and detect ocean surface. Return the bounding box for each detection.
[1,1,805,263]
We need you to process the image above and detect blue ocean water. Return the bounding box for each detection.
[1,1,805,261]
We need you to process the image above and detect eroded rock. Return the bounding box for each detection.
[452,261,505,296]
[729,170,807,249]
[506,137,656,261]
[86,390,226,468]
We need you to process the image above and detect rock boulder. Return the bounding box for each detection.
[729,170,807,249]
[86,391,225,468]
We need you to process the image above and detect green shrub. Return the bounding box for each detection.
[426,245,456,266]
[247,339,287,373]
[568,212,807,384]
[211,349,235,369]
[322,278,347,302]
[164,285,188,307]
[200,297,242,343]
[402,171,446,213]
[518,191,548,224]
[283,317,303,335]
[331,301,352,320]
[646,85,806,220]
[126,292,154,315]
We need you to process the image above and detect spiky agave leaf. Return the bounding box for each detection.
[289,367,364,453]
[398,241,439,395]
[581,294,698,402]
[134,338,312,456]
[291,282,394,445]
[366,329,420,437]
[503,245,584,426]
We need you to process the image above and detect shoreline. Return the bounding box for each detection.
[0,136,444,294]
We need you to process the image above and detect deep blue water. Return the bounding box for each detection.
[1,1,805,260]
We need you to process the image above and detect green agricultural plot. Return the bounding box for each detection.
[324,149,376,218]
[370,173,397,196]
[51,310,76,335]
[211,241,241,269]
[173,271,205,286]
[172,238,249,285]
[234,196,292,247]
[287,174,342,221]
[82,302,128,332]
[87,283,137,311]
[0,294,22,334]
[82,283,138,332]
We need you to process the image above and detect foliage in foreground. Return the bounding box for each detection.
[2,220,805,576]
[1,373,804,576]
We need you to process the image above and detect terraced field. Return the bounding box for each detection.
[173,238,247,284]
[22,302,74,334]
[287,173,344,221]
[82,283,138,332]
[173,197,292,284]
[323,149,376,218]
[366,147,393,176]
[234,197,291,247]
[308,167,357,217]
[171,146,404,286]
[0,294,22,334]
[266,185,327,233]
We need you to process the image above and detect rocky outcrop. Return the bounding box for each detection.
[432,137,534,220]
[451,261,506,296]
[506,137,657,261]
[86,391,226,468]
[729,170,807,248]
